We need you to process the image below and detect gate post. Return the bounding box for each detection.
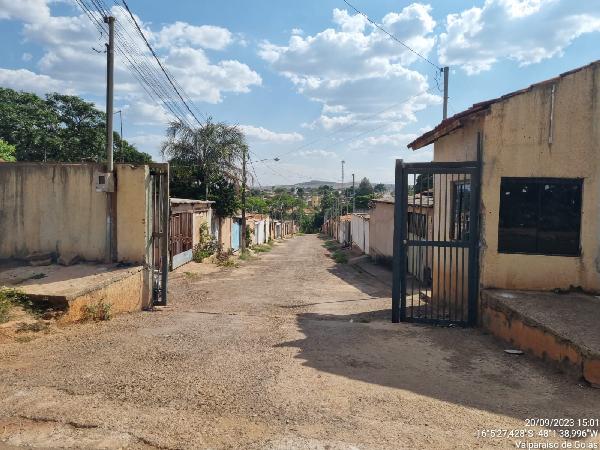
[392,159,407,323]
[467,133,483,325]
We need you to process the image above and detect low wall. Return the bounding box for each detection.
[0,163,107,261]
[481,290,600,387]
[61,267,146,323]
[0,162,151,264]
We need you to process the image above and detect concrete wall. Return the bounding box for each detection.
[218,216,233,252]
[116,164,149,264]
[192,209,212,248]
[0,163,108,261]
[351,214,370,255]
[369,201,394,264]
[0,163,153,265]
[431,62,600,292]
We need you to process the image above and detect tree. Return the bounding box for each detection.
[296,187,305,199]
[0,87,152,163]
[356,177,374,196]
[210,176,240,218]
[0,139,16,161]
[162,118,247,200]
[374,183,386,194]
[414,173,433,194]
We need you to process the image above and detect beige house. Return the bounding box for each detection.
[409,60,600,294]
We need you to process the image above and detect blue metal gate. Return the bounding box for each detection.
[231,219,241,251]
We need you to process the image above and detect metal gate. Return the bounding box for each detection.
[169,212,193,269]
[392,157,481,326]
[148,166,169,306]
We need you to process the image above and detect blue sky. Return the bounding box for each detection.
[1,0,599,185]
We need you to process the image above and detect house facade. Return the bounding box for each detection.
[408,60,600,294]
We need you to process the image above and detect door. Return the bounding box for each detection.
[231,219,241,251]
[392,158,481,326]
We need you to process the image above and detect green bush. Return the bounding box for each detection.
[332,250,348,264]
[0,139,16,162]
[82,301,112,321]
[193,222,219,262]
[0,287,29,323]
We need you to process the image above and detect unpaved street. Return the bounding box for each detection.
[1,235,599,449]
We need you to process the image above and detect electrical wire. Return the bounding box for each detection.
[341,0,441,71]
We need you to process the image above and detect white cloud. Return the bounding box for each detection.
[349,132,418,151]
[239,125,303,143]
[0,0,49,23]
[21,53,33,62]
[0,68,69,94]
[153,22,233,50]
[259,5,440,132]
[439,0,600,74]
[298,149,337,158]
[165,47,261,103]
[0,0,263,129]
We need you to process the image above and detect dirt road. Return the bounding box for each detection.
[1,235,599,449]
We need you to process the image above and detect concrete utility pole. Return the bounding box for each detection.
[104,15,116,263]
[105,16,115,171]
[241,147,247,251]
[442,66,449,120]
[352,173,355,213]
[341,160,345,215]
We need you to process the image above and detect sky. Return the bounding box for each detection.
[0,0,599,186]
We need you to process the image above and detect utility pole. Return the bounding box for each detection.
[352,173,355,213]
[241,146,247,251]
[443,66,449,120]
[104,15,116,263]
[341,160,345,215]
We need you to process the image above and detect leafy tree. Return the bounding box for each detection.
[247,196,268,214]
[162,118,247,200]
[0,139,16,162]
[210,176,240,218]
[0,87,151,163]
[296,187,305,199]
[356,177,374,196]
[414,173,433,194]
[374,183,386,194]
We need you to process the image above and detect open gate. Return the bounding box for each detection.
[392,156,481,326]
[148,166,169,306]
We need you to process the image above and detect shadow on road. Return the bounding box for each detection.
[277,309,600,422]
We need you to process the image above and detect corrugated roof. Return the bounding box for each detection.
[408,60,600,150]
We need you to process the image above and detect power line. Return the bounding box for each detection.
[341,0,441,71]
[74,0,197,128]
[119,0,206,126]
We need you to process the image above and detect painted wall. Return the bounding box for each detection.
[432,62,600,292]
[351,214,370,255]
[218,216,233,252]
[0,163,108,261]
[116,164,149,264]
[0,162,157,266]
[369,201,394,264]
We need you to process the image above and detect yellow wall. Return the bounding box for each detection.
[116,164,149,264]
[0,163,108,261]
[369,201,394,261]
[0,162,158,267]
[432,63,600,292]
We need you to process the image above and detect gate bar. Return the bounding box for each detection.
[392,159,407,323]
[467,133,483,325]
